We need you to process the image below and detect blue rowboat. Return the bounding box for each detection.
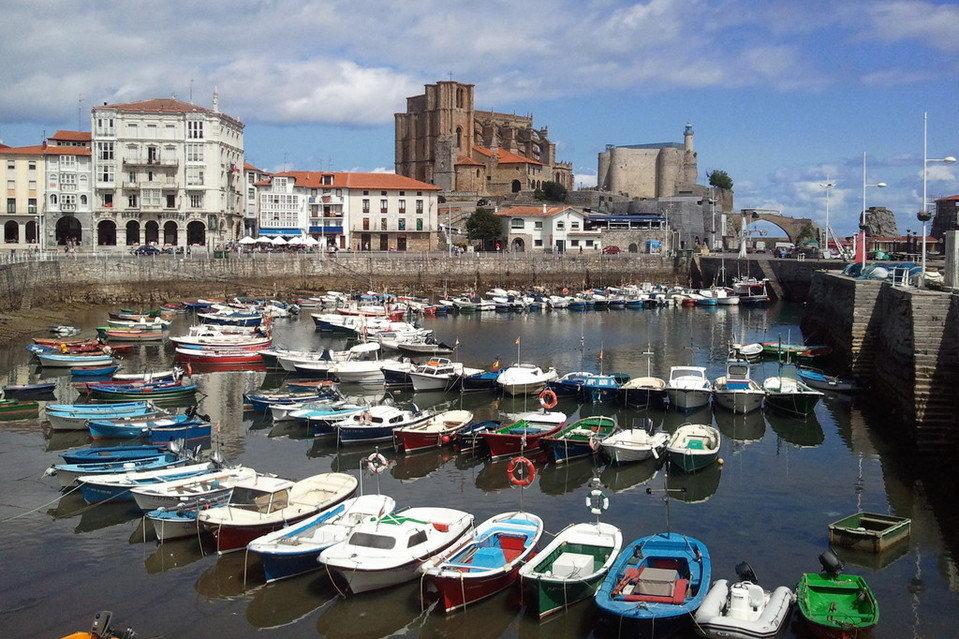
[47,401,149,414]
[248,495,397,583]
[52,453,185,487]
[290,404,366,437]
[452,419,500,453]
[61,444,168,465]
[71,365,120,377]
[244,391,327,414]
[460,370,501,392]
[148,421,211,443]
[88,414,197,439]
[595,532,711,635]
[36,352,115,368]
[796,366,859,393]
[197,311,262,327]
[3,381,57,397]
[568,300,590,312]
[146,495,229,541]
[78,462,215,504]
[88,382,198,400]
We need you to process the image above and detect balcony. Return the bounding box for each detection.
[122,157,178,169]
[380,208,388,214]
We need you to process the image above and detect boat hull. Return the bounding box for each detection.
[499,381,548,396]
[423,565,522,614]
[713,390,764,414]
[765,393,821,417]
[410,373,456,392]
[666,388,712,411]
[397,430,449,453]
[601,443,658,465]
[133,485,232,512]
[542,438,595,464]
[205,513,315,553]
[483,429,557,459]
[337,424,396,444]
[523,574,604,619]
[667,449,718,473]
[620,388,667,409]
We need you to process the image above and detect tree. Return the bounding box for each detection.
[707,170,733,191]
[465,208,503,249]
[541,180,568,202]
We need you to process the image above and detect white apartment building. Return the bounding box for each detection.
[496,205,602,252]
[0,144,45,251]
[255,171,440,251]
[90,94,244,250]
[44,131,93,249]
[242,161,269,236]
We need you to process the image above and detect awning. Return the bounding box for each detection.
[309,225,343,235]
[258,227,302,237]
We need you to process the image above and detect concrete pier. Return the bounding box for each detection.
[803,271,959,452]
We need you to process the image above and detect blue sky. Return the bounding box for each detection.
[2,0,957,235]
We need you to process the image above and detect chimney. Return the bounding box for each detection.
[542,203,547,214]
[212,86,220,113]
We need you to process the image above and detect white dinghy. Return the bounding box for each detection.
[695,562,795,639]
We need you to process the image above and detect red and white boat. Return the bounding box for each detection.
[335,305,406,321]
[198,472,357,553]
[169,333,270,351]
[395,410,474,453]
[174,347,264,367]
[420,511,544,613]
[481,410,567,459]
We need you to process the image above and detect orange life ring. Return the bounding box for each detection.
[538,389,559,410]
[507,456,536,487]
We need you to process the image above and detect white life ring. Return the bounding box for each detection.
[586,488,609,515]
[366,452,388,474]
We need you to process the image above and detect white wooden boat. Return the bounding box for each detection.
[600,429,669,464]
[319,507,474,594]
[336,404,434,444]
[695,563,795,639]
[327,343,398,384]
[713,360,765,414]
[394,409,474,452]
[130,466,258,511]
[665,366,712,410]
[666,424,721,472]
[408,358,466,392]
[497,364,558,396]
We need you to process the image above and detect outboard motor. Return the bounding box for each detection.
[735,561,759,584]
[819,550,845,577]
[90,610,113,638]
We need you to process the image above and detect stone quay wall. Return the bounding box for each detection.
[802,271,959,452]
[0,252,687,312]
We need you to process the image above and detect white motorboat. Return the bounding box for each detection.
[665,366,713,410]
[375,329,431,351]
[278,348,345,373]
[496,363,558,396]
[395,334,454,355]
[731,342,763,362]
[695,563,795,639]
[600,428,669,464]
[713,360,765,414]
[130,466,258,511]
[319,506,474,594]
[327,343,398,384]
[336,404,434,444]
[408,358,467,392]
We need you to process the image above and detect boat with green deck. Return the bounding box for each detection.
[796,552,878,638]
[541,416,616,464]
[519,521,623,618]
[0,398,40,420]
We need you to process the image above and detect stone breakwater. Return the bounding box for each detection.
[0,253,686,313]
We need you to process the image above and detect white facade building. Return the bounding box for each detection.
[44,131,93,249]
[496,205,602,252]
[90,94,244,250]
[243,161,269,236]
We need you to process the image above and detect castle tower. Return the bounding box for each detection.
[683,123,694,152]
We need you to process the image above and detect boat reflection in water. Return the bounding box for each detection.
[144,537,209,574]
[44,430,90,452]
[315,581,421,639]
[47,492,142,534]
[246,572,335,630]
[419,584,520,638]
[714,410,766,449]
[267,419,311,441]
[195,552,255,600]
[665,461,723,504]
[475,451,546,493]
[600,458,662,494]
[538,457,597,496]
[327,445,398,475]
[833,542,911,571]
[767,410,825,448]
[390,447,456,482]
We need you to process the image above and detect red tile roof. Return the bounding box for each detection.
[473,145,541,165]
[272,171,440,191]
[50,130,91,142]
[0,143,90,157]
[455,155,483,167]
[244,161,268,174]
[495,205,573,218]
[936,194,959,202]
[96,98,243,128]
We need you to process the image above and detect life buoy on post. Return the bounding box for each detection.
[586,488,609,515]
[538,389,558,411]
[507,456,536,487]
[366,452,388,474]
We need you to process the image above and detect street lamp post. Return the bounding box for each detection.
[818,181,835,258]
[920,111,956,284]
[859,152,887,266]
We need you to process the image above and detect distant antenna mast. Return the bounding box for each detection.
[77,94,84,131]
[189,78,194,103]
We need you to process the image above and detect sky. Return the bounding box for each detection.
[1,0,957,235]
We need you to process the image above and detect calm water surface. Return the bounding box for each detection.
[1,303,957,638]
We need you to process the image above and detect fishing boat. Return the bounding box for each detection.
[482,410,567,459]
[519,521,623,619]
[131,465,258,512]
[713,360,765,414]
[421,511,544,614]
[797,366,860,393]
[248,494,396,583]
[548,372,624,402]
[146,496,231,542]
[827,512,911,553]
[327,343,398,384]
[173,347,264,367]
[59,444,169,465]
[170,332,270,351]
[600,428,669,465]
[2,381,56,398]
[199,472,358,553]
[49,453,186,488]
[113,369,177,382]
[452,420,500,453]
[408,359,470,392]
[542,416,617,464]
[46,402,161,431]
[244,389,337,414]
[395,334,454,355]
[87,381,198,401]
[761,341,830,362]
[87,413,201,440]
[381,359,417,387]
[291,402,368,437]
[666,424,721,472]
[103,328,164,342]
[320,507,474,594]
[197,310,262,327]
[36,351,115,368]
[336,404,434,445]
[795,552,878,638]
[665,366,713,410]
[71,365,120,377]
[77,461,216,504]
[595,532,711,636]
[394,410,474,453]
[731,343,763,362]
[762,376,824,417]
[461,370,501,392]
[496,364,558,396]
[0,398,40,419]
[695,561,795,639]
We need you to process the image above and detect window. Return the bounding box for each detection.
[127,194,138,208]
[407,531,428,547]
[28,180,36,191]
[362,198,370,213]
[189,193,203,208]
[60,155,76,168]
[5,198,14,214]
[534,221,543,230]
[570,239,580,247]
[398,199,406,213]
[61,194,76,210]
[27,198,36,214]
[348,532,395,550]
[186,168,204,186]
[534,239,543,247]
[6,161,13,170]
[362,218,370,230]
[556,221,565,230]
[187,120,203,139]
[571,221,580,230]
[128,172,136,184]
[95,117,114,134]
[380,191,387,196]
[96,141,114,160]
[416,218,423,231]
[380,199,387,213]
[363,190,369,196]
[142,189,161,207]
[322,175,332,185]
[49,194,58,205]
[186,143,203,162]
[165,194,176,208]
[416,191,422,196]
[585,239,594,247]
[5,179,13,191]
[415,200,423,214]
[99,164,114,183]
[27,161,35,171]
[380,217,387,230]
[398,218,406,230]
[103,193,113,207]
[511,218,524,229]
[80,195,87,205]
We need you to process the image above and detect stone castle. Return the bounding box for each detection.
[394,81,573,196]
[597,125,699,198]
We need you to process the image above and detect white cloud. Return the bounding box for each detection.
[924,165,955,183]
[575,172,598,189]
[370,167,395,174]
[860,1,959,52]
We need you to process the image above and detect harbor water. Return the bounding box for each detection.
[1,303,956,638]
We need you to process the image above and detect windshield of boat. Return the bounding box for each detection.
[348,532,395,549]
[671,367,704,379]
[230,487,288,513]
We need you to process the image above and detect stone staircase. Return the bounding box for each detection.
[756,258,785,300]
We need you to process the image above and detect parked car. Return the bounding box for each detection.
[602,245,622,255]
[131,245,161,256]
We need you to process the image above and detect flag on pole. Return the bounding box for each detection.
[515,337,521,345]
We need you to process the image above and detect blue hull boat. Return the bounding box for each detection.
[595,532,711,635]
[60,444,168,464]
[461,370,501,392]
[53,453,184,487]
[71,365,120,377]
[548,372,624,403]
[3,381,57,397]
[148,422,211,443]
[47,401,149,414]
[244,391,329,414]
[197,312,262,327]
[79,465,212,504]
[568,300,590,312]
[88,414,197,439]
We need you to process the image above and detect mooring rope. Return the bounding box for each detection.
[0,484,82,523]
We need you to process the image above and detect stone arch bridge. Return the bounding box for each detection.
[729,210,819,245]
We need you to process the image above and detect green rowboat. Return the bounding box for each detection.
[828,512,911,554]
[796,553,878,637]
[541,416,617,464]
[0,399,40,420]
[519,522,622,619]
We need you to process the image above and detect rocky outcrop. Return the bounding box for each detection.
[863,206,898,237]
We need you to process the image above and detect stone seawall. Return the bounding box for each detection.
[694,255,847,301]
[0,253,686,312]
[802,271,959,452]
